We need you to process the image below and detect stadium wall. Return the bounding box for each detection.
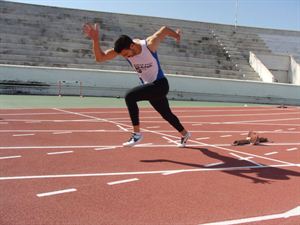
[1,64,300,105]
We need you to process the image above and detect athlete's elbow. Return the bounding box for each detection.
[95,57,102,62]
[95,54,105,63]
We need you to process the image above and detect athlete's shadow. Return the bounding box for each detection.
[141,147,300,184]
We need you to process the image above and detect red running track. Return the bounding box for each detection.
[0,106,299,225]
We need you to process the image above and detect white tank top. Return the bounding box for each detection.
[127,40,165,84]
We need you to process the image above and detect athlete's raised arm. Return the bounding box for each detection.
[83,23,118,62]
[146,26,181,52]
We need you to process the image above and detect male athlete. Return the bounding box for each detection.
[83,23,191,147]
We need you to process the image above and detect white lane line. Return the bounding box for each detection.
[1,129,300,134]
[264,152,278,156]
[0,155,21,160]
[107,178,139,185]
[220,135,232,138]
[192,123,203,126]
[196,137,210,140]
[47,151,74,155]
[94,147,116,151]
[25,121,41,124]
[199,205,300,225]
[13,134,35,137]
[52,131,72,135]
[162,136,179,144]
[274,129,283,132]
[204,162,224,167]
[52,108,297,167]
[37,188,77,197]
[134,143,153,147]
[116,125,128,132]
[287,147,298,151]
[1,143,300,151]
[1,164,299,181]
[162,170,184,175]
[230,153,262,166]
[146,126,160,129]
[240,133,249,135]
[288,128,296,131]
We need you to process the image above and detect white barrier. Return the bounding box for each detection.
[0,64,300,105]
[249,52,274,83]
[290,56,300,85]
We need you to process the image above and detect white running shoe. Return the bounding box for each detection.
[123,133,143,147]
[177,132,191,148]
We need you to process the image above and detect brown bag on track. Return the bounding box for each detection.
[232,131,269,146]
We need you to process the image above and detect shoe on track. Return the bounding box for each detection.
[123,133,143,147]
[178,132,191,148]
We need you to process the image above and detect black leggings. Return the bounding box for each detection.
[125,77,184,132]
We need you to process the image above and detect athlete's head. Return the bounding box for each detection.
[114,35,136,58]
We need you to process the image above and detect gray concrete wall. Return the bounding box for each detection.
[1,64,299,105]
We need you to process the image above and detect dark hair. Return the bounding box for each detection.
[114,35,133,53]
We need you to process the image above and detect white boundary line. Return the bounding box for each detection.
[12,134,35,137]
[48,108,300,167]
[1,143,300,150]
[36,188,77,197]
[107,178,139,185]
[116,125,128,132]
[264,152,278,156]
[229,153,262,166]
[52,131,72,135]
[47,151,74,155]
[0,164,299,181]
[1,130,299,134]
[0,155,21,160]
[94,147,116,151]
[287,147,298,151]
[162,136,179,144]
[199,206,300,225]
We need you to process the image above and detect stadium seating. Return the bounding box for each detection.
[0,1,299,82]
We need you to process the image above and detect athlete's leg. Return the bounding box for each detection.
[149,97,185,133]
[124,79,168,130]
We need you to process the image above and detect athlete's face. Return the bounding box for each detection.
[120,44,137,58]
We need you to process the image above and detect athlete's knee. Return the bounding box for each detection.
[125,90,136,104]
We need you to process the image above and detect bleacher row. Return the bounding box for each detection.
[0,1,299,82]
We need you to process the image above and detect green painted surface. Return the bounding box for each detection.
[0,95,270,109]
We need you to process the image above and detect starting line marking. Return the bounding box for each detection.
[264,152,278,156]
[36,188,77,197]
[196,137,210,140]
[107,178,139,185]
[162,136,179,144]
[94,147,116,151]
[229,153,262,166]
[116,125,128,132]
[47,151,74,155]
[0,155,21,160]
[13,134,35,137]
[204,162,224,167]
[146,126,160,129]
[199,206,300,225]
[1,143,300,150]
[220,135,232,138]
[287,147,298,151]
[52,131,72,135]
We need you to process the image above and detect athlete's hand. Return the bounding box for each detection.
[83,23,99,40]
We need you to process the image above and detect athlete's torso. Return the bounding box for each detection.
[127,40,164,84]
